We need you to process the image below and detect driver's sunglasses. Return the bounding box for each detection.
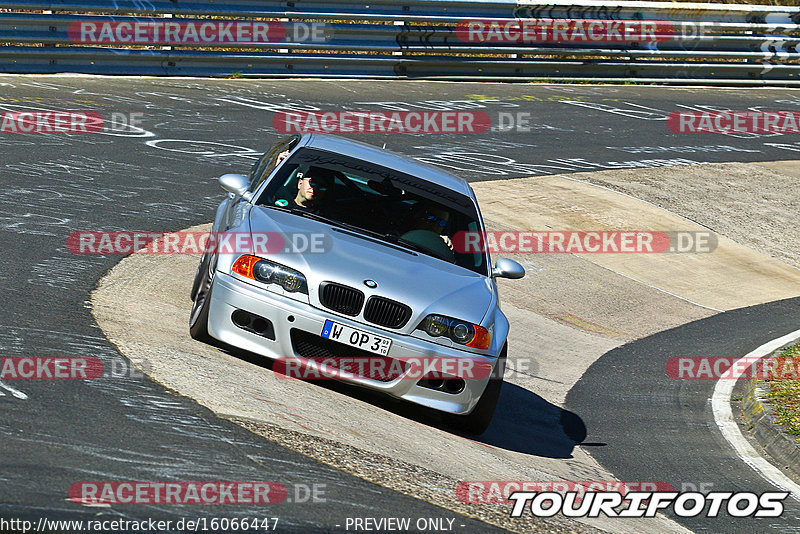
[304,178,328,191]
[425,213,448,227]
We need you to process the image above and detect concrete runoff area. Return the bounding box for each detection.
[477,171,800,313]
[92,161,800,533]
[565,160,800,272]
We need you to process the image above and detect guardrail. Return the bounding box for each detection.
[1,0,800,84]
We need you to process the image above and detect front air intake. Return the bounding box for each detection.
[290,329,408,382]
[364,296,412,329]
[319,282,364,316]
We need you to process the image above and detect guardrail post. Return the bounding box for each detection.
[162,13,172,51]
[393,21,404,56]
[43,10,55,49]
[279,18,289,53]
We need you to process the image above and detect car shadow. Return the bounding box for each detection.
[477,382,588,458]
[218,343,588,459]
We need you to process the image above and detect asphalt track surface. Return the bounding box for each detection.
[2,76,800,532]
[567,296,800,534]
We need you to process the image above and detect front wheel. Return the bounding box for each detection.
[189,257,215,343]
[449,344,507,435]
[190,253,211,302]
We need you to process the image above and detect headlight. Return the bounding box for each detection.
[254,261,278,283]
[418,314,491,350]
[232,255,308,294]
[424,315,449,337]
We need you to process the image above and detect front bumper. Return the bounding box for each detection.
[207,273,498,414]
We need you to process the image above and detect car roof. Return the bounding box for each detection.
[298,133,474,198]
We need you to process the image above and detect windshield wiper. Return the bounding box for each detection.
[286,208,341,226]
[390,236,454,262]
[263,204,347,228]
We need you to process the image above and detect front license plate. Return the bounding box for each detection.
[321,319,392,356]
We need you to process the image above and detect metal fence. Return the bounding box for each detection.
[1,0,800,84]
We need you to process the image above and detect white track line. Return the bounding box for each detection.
[0,380,28,400]
[711,329,800,502]
[594,267,723,312]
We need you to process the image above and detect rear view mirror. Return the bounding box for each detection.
[218,174,250,198]
[492,258,525,279]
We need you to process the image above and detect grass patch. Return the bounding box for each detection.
[764,342,800,440]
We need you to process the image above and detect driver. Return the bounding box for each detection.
[293,166,335,212]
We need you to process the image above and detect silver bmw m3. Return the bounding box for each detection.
[189,133,524,435]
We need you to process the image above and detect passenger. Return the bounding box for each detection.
[411,201,453,250]
[398,201,455,261]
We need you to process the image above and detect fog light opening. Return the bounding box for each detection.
[444,378,465,394]
[426,378,444,389]
[231,310,251,328]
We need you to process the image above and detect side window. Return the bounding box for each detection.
[249,153,271,183]
[261,166,302,207]
[460,220,482,269]
[248,134,300,194]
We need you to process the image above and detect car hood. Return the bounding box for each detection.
[248,206,493,330]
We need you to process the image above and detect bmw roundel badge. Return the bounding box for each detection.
[364,280,378,288]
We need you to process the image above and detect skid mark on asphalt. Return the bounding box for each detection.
[556,313,628,337]
[255,394,349,439]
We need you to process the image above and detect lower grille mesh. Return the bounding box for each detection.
[290,329,408,382]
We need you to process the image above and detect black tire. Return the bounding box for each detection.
[450,344,507,435]
[189,256,215,343]
[190,253,211,302]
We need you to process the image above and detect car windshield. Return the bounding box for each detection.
[255,147,488,275]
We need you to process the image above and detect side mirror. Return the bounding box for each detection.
[218,173,251,198]
[492,258,525,279]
